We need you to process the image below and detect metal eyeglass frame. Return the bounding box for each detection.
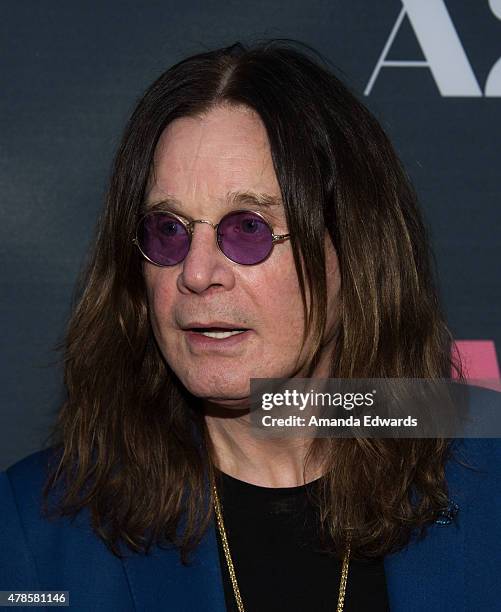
[132,208,291,266]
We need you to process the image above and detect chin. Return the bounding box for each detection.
[176,370,252,403]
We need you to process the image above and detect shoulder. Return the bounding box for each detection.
[450,384,501,468]
[384,388,501,609]
[4,446,59,497]
[436,386,501,532]
[2,445,96,544]
[0,447,129,598]
[3,446,64,532]
[0,447,58,589]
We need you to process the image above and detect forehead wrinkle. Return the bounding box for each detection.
[149,115,207,198]
[184,117,210,203]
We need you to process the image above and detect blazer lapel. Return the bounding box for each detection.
[384,514,465,611]
[122,516,226,612]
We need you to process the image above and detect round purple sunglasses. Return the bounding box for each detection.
[133,209,291,266]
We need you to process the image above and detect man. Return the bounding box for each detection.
[1,40,500,611]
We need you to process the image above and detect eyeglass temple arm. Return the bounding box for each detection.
[272,233,291,243]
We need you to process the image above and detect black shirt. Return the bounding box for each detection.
[214,469,390,612]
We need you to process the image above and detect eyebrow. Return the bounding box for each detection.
[142,190,283,217]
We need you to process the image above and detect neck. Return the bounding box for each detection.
[203,341,336,488]
[203,405,326,488]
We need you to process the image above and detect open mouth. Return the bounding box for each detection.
[189,327,249,339]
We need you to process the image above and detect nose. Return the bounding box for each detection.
[177,222,235,294]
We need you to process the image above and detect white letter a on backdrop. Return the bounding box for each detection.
[365,0,482,97]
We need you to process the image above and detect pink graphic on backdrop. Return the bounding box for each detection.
[452,340,500,390]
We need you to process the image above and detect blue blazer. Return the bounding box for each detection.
[1,388,500,611]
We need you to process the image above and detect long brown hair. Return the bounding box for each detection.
[42,39,465,563]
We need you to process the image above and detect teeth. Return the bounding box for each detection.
[198,330,246,339]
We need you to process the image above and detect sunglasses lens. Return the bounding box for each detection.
[217,211,273,264]
[137,213,190,265]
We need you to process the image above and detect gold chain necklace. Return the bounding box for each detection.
[212,482,351,612]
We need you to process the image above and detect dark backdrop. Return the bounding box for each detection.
[1,0,500,469]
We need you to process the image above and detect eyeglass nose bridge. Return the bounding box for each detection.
[186,218,219,234]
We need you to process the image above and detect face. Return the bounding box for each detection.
[143,104,340,407]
